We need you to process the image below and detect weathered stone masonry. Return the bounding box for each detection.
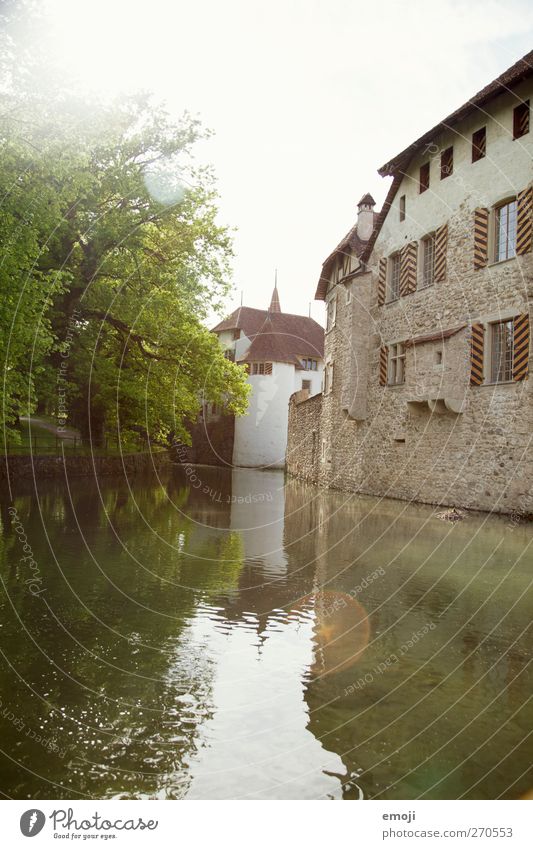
[287,53,533,515]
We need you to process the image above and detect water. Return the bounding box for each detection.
[0,465,531,800]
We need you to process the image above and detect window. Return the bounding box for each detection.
[302,379,311,391]
[441,146,453,179]
[490,320,514,383]
[472,127,486,162]
[301,358,318,370]
[324,361,334,395]
[513,100,530,140]
[419,162,430,193]
[388,343,406,385]
[435,350,443,365]
[346,285,352,305]
[321,439,327,463]
[223,348,235,362]
[421,234,435,288]
[326,296,337,331]
[232,329,241,340]
[251,362,272,375]
[389,253,401,301]
[399,194,406,221]
[494,199,517,262]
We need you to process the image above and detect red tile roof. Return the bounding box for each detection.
[212,306,324,367]
[315,211,378,300]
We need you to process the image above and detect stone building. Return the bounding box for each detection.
[210,285,324,468]
[287,50,532,514]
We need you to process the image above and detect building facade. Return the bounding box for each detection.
[287,51,533,515]
[211,287,324,468]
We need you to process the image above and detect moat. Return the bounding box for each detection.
[0,466,531,799]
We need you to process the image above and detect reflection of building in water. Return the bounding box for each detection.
[229,468,287,576]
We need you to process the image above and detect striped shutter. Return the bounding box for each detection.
[513,313,530,381]
[470,323,484,385]
[379,345,388,386]
[516,185,532,255]
[474,208,489,269]
[378,258,387,306]
[265,362,273,375]
[434,224,447,281]
[400,242,417,295]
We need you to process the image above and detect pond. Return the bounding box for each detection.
[0,465,531,799]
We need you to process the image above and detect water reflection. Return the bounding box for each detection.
[0,466,531,799]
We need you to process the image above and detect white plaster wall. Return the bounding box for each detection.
[293,365,323,395]
[229,468,287,574]
[233,362,296,468]
[378,80,533,255]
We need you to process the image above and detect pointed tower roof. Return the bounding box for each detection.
[268,273,281,313]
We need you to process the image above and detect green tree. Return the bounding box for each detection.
[0,6,249,447]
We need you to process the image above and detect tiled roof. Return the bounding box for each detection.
[212,307,324,366]
[315,211,378,300]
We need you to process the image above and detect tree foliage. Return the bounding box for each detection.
[0,4,249,447]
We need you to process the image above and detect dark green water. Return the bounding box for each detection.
[0,465,531,800]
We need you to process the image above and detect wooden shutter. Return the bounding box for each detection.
[434,223,447,281]
[473,208,489,269]
[513,313,530,381]
[264,362,273,375]
[400,242,417,295]
[516,185,532,255]
[379,346,388,386]
[378,258,387,305]
[470,323,484,385]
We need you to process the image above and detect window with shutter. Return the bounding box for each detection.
[513,101,529,139]
[389,254,401,301]
[441,146,453,179]
[419,162,430,193]
[470,323,484,385]
[494,199,517,261]
[516,185,533,254]
[434,224,448,281]
[378,258,387,306]
[473,208,489,269]
[513,313,530,381]
[472,127,486,162]
[399,242,417,296]
[379,346,388,386]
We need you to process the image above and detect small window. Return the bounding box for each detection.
[399,194,406,221]
[302,379,311,391]
[495,199,517,262]
[435,350,443,365]
[321,439,327,463]
[232,329,241,340]
[421,234,435,288]
[301,358,318,371]
[346,285,352,305]
[441,146,453,179]
[419,162,430,193]
[388,342,406,385]
[324,361,334,395]
[490,320,514,383]
[472,127,486,162]
[251,362,266,375]
[389,253,401,301]
[326,296,337,331]
[513,100,530,140]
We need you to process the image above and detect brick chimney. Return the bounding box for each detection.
[356,193,376,241]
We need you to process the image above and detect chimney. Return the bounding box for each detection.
[356,193,376,241]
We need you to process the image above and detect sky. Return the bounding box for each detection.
[39,0,533,324]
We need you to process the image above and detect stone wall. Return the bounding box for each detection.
[179,415,235,467]
[288,81,533,516]
[286,392,322,483]
[0,450,172,482]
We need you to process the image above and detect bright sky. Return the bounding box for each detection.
[42,0,533,323]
